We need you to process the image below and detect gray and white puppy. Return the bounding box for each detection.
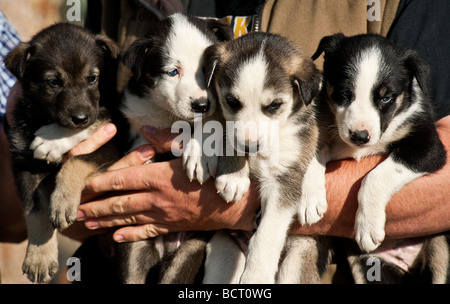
[204,32,322,283]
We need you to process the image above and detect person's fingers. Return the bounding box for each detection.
[79,191,155,219]
[107,144,155,171]
[63,123,117,162]
[82,212,153,230]
[142,126,181,153]
[112,224,170,242]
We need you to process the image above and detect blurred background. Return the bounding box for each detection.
[0,0,88,284]
[1,0,87,40]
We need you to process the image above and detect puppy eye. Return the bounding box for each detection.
[226,95,242,111]
[48,78,62,88]
[380,96,392,103]
[265,100,283,113]
[341,90,352,98]
[87,75,99,84]
[167,69,179,77]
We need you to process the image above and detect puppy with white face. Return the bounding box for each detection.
[112,13,235,284]
[205,32,322,283]
[121,13,232,183]
[304,33,447,253]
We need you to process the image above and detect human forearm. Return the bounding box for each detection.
[0,126,27,242]
[292,116,450,239]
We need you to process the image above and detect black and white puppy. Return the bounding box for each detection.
[4,23,119,283]
[298,33,448,283]
[204,32,322,283]
[113,13,236,284]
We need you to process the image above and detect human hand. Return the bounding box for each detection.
[77,127,259,243]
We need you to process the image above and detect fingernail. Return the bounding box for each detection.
[77,210,86,221]
[85,220,99,229]
[104,124,116,136]
[143,126,157,136]
[114,234,125,243]
[140,145,155,160]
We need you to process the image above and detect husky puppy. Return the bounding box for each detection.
[4,23,119,283]
[114,13,236,284]
[300,33,448,283]
[204,32,322,283]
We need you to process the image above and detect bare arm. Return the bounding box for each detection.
[77,116,450,242]
[295,116,450,239]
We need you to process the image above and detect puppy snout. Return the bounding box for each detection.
[350,130,370,145]
[71,113,89,126]
[191,98,210,114]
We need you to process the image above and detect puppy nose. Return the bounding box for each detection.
[191,99,210,113]
[71,113,89,126]
[350,130,370,145]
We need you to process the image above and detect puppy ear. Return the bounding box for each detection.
[95,34,120,59]
[203,42,226,88]
[4,42,33,80]
[207,19,234,42]
[311,33,345,61]
[404,50,431,96]
[293,62,322,106]
[121,38,153,80]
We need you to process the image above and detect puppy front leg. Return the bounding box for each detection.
[355,156,424,252]
[23,184,59,284]
[183,133,219,185]
[31,121,106,164]
[298,154,328,225]
[240,188,295,284]
[50,144,118,230]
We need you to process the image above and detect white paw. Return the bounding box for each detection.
[354,208,386,252]
[183,153,218,185]
[23,243,59,283]
[298,186,327,226]
[30,125,78,163]
[215,171,251,203]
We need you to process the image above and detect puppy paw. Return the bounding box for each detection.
[215,171,251,203]
[23,243,59,284]
[50,187,80,230]
[354,208,386,252]
[297,186,327,226]
[31,126,78,163]
[183,153,218,185]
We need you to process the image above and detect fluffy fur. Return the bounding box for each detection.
[204,32,323,283]
[299,33,449,283]
[110,13,243,284]
[4,23,120,283]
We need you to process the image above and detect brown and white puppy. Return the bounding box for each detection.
[204,32,323,283]
[5,23,119,283]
